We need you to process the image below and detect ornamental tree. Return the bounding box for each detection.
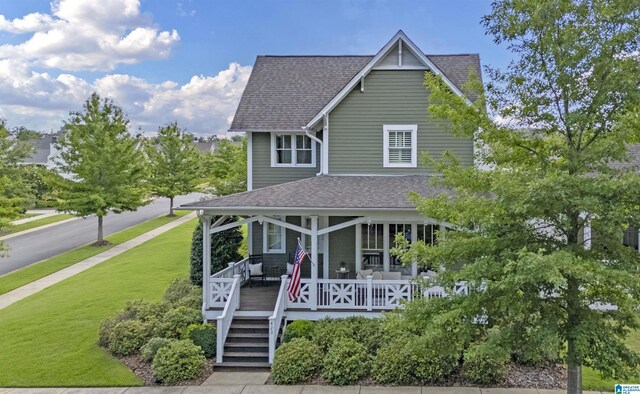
[395,1,640,393]
[54,93,148,245]
[201,137,247,196]
[146,122,201,216]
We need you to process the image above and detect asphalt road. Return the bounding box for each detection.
[0,193,204,276]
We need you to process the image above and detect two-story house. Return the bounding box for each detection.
[179,30,480,366]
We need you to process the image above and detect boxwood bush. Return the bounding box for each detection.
[321,338,369,385]
[370,338,416,385]
[152,340,206,383]
[312,317,383,352]
[462,341,510,384]
[154,305,202,339]
[141,337,175,362]
[108,320,151,356]
[271,338,323,384]
[283,320,314,343]
[408,334,459,384]
[184,323,216,358]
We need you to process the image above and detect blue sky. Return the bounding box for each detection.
[0,0,512,135]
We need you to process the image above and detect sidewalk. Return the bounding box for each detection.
[0,386,614,393]
[11,210,60,225]
[0,212,196,310]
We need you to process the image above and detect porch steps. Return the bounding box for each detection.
[216,316,272,371]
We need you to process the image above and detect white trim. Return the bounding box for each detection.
[318,216,369,235]
[355,223,362,273]
[383,223,390,272]
[202,216,212,310]
[322,113,329,174]
[247,132,253,191]
[383,124,418,168]
[305,30,471,129]
[310,216,319,311]
[322,216,329,279]
[398,39,402,67]
[248,222,253,255]
[410,223,418,277]
[263,215,287,254]
[270,132,316,168]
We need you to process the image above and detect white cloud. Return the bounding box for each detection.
[0,0,180,71]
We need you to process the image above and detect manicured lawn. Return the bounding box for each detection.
[0,210,190,295]
[1,213,75,235]
[582,329,640,391]
[0,217,197,387]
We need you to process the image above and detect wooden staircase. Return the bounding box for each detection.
[215,316,271,370]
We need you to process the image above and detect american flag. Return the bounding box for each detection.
[287,239,307,301]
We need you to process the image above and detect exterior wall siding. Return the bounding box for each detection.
[251,132,321,189]
[328,216,356,276]
[328,70,473,174]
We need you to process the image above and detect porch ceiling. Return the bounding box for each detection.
[178,175,453,215]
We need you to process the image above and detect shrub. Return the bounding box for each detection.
[408,334,459,384]
[163,278,197,305]
[141,337,175,363]
[154,305,202,339]
[371,339,416,385]
[312,317,383,352]
[184,323,216,358]
[283,320,314,343]
[152,340,206,383]
[462,341,509,384]
[321,338,369,385]
[271,338,323,384]
[98,300,166,349]
[98,318,118,348]
[108,320,151,356]
[190,220,243,286]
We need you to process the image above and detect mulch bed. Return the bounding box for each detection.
[120,355,215,386]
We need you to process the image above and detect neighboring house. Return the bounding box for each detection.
[196,140,217,154]
[22,132,63,171]
[179,30,481,367]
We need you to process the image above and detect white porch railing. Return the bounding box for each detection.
[216,274,241,363]
[268,275,289,363]
[208,258,248,308]
[212,257,249,280]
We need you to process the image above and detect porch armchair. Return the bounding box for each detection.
[248,254,265,287]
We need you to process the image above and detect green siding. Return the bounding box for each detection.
[251,132,320,189]
[328,217,356,275]
[328,70,473,174]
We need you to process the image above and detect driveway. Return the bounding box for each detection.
[0,193,204,276]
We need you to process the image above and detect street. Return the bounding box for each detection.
[0,194,204,276]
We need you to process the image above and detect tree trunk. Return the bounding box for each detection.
[169,197,175,217]
[96,215,104,245]
[567,277,582,394]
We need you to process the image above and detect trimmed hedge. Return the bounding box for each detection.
[152,340,206,383]
[141,337,175,363]
[271,338,323,384]
[153,305,202,339]
[321,338,369,385]
[189,220,242,286]
[108,320,151,356]
[462,341,510,384]
[283,320,314,343]
[312,317,383,353]
[184,323,216,358]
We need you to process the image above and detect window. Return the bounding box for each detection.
[623,225,639,250]
[417,224,439,245]
[301,216,324,252]
[383,125,417,167]
[362,223,384,251]
[271,133,315,167]
[263,216,286,253]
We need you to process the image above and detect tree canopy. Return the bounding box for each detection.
[394,1,640,393]
[201,137,247,196]
[146,122,201,216]
[53,93,148,245]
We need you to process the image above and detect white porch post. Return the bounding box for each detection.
[322,216,329,279]
[247,222,253,255]
[411,223,418,277]
[310,215,319,311]
[202,215,212,312]
[584,224,592,249]
[383,223,390,272]
[355,223,362,273]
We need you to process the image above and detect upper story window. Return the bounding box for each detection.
[271,133,316,167]
[383,125,417,168]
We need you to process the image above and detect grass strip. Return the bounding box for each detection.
[0,211,189,295]
[1,214,75,236]
[0,217,196,386]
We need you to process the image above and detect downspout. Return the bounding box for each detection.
[304,126,324,176]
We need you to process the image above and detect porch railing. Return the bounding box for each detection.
[268,275,289,363]
[208,258,248,308]
[216,274,241,363]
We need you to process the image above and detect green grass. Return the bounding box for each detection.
[1,214,75,236]
[582,329,640,391]
[0,210,189,295]
[0,216,197,387]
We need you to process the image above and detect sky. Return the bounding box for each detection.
[0,0,513,136]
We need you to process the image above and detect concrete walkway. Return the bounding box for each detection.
[0,212,196,310]
[0,386,614,393]
[10,210,59,225]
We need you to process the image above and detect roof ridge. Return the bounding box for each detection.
[257,53,478,58]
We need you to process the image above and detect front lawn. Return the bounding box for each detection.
[0,217,196,387]
[1,213,75,236]
[582,329,640,391]
[0,211,189,295]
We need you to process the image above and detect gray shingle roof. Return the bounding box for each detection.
[229,54,481,131]
[22,134,57,165]
[179,175,451,212]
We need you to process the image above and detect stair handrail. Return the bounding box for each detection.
[268,275,289,363]
[216,274,241,363]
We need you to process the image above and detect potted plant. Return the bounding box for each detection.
[339,261,346,272]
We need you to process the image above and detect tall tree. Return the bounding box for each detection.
[54,93,148,245]
[201,137,247,196]
[395,1,640,393]
[0,119,35,254]
[146,122,201,216]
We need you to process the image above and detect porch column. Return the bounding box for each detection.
[322,216,329,279]
[584,224,592,249]
[411,223,418,277]
[355,223,362,273]
[310,216,318,310]
[202,215,212,312]
[383,223,390,272]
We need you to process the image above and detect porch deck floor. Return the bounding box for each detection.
[238,283,280,311]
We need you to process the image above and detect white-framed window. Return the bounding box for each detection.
[383,124,417,168]
[301,216,324,253]
[263,216,286,253]
[271,133,316,167]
